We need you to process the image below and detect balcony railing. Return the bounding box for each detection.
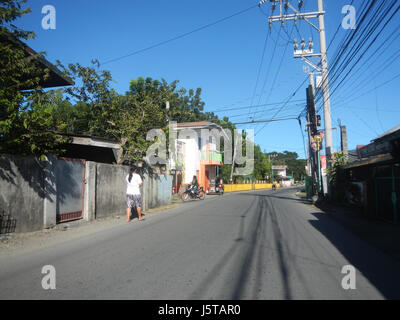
[201,151,223,162]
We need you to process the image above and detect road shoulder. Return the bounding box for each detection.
[294,190,400,263]
[0,202,181,259]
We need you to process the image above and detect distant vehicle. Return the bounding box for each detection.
[215,179,224,195]
[182,184,205,201]
[207,178,224,195]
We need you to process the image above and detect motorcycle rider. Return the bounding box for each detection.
[191,175,199,195]
[217,176,224,193]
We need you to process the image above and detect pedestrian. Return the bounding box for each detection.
[126,166,144,222]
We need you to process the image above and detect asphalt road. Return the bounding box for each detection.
[1,187,399,299]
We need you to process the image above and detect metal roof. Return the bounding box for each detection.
[1,31,74,89]
[372,124,400,142]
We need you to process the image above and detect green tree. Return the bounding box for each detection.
[268,150,306,181]
[253,145,271,180]
[0,0,67,159]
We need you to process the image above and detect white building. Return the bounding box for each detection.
[170,121,228,193]
[272,165,287,178]
[272,165,294,187]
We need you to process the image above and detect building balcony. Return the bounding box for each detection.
[200,151,223,165]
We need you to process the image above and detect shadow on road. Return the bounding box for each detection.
[188,197,258,299]
[238,191,311,204]
[190,192,293,299]
[308,211,400,299]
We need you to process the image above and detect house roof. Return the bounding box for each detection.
[1,31,74,89]
[348,149,359,163]
[174,121,231,140]
[343,153,393,170]
[372,124,400,142]
[56,132,121,164]
[176,121,215,128]
[272,165,287,170]
[56,132,120,149]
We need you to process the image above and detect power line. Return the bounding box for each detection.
[252,25,282,113]
[100,4,258,65]
[256,75,309,136]
[233,116,298,125]
[315,0,400,109]
[322,2,400,108]
[253,20,296,132]
[206,99,304,113]
[331,71,400,110]
[228,104,304,119]
[298,117,308,166]
[247,29,270,119]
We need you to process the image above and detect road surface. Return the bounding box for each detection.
[1,187,399,299]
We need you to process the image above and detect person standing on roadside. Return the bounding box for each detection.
[126,166,144,222]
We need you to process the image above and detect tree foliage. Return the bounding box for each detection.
[1,0,303,176]
[268,150,307,181]
[0,0,67,160]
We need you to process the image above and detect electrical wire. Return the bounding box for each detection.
[252,21,296,133]
[256,75,309,136]
[206,99,304,113]
[247,29,270,120]
[100,4,258,65]
[315,0,400,110]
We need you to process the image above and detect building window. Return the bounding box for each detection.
[198,137,201,149]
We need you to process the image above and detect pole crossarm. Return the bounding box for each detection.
[300,56,322,73]
[268,12,323,31]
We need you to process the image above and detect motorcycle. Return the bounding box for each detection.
[215,182,224,195]
[272,184,276,191]
[182,184,205,202]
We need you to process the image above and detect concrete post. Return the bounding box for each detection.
[142,173,148,212]
[43,155,57,228]
[340,125,349,162]
[84,161,96,221]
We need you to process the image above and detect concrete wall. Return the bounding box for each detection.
[156,175,173,207]
[141,173,172,211]
[224,183,281,193]
[0,154,173,233]
[0,155,44,233]
[95,163,130,219]
[94,164,172,218]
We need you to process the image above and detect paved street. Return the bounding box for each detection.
[0,187,399,300]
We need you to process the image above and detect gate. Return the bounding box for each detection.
[55,158,86,223]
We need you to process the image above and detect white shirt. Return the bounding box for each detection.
[126,173,142,195]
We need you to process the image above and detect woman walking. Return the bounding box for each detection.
[126,166,144,222]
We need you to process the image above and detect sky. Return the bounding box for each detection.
[14,0,400,159]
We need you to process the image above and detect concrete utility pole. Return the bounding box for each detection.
[306,74,321,196]
[338,119,349,162]
[306,72,316,195]
[317,0,333,163]
[230,133,237,184]
[260,0,333,195]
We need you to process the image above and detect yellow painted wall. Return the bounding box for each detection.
[224,184,280,193]
[224,184,252,192]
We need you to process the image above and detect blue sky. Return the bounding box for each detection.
[15,0,400,159]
